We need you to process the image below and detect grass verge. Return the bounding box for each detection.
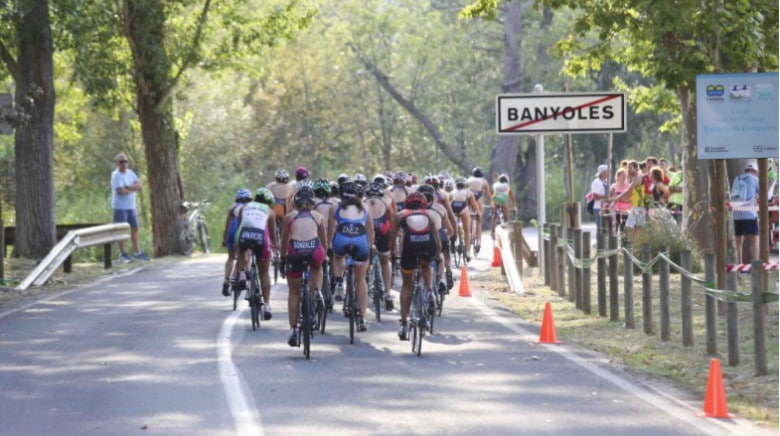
[473,263,778,429]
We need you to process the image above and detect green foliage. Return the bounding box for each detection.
[629,207,701,272]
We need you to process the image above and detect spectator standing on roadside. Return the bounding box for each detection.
[590,164,609,236]
[667,166,684,223]
[732,162,760,264]
[111,152,149,262]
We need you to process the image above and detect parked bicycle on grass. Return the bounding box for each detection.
[178,200,212,255]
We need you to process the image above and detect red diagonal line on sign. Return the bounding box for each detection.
[504,94,620,132]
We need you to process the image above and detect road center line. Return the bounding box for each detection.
[217,307,265,436]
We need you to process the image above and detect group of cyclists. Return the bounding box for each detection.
[220,166,515,347]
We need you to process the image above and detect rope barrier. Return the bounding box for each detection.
[552,234,779,305]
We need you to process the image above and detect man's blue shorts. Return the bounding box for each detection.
[113,209,139,228]
[734,219,758,236]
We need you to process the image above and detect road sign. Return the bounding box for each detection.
[0,93,12,135]
[696,72,778,159]
[496,92,626,135]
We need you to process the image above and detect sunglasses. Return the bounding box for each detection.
[117,160,128,164]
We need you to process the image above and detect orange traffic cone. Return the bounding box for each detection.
[491,244,502,267]
[537,302,560,344]
[458,265,472,297]
[701,358,730,418]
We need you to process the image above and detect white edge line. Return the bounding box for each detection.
[467,295,769,436]
[217,306,265,436]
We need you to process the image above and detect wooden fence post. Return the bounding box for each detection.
[751,260,767,375]
[680,250,693,347]
[583,231,591,315]
[568,227,576,304]
[597,230,606,317]
[704,253,718,356]
[557,225,565,298]
[642,244,653,335]
[725,255,739,366]
[659,246,670,341]
[609,234,619,322]
[574,229,583,309]
[623,238,635,329]
[550,224,558,293]
[544,223,551,286]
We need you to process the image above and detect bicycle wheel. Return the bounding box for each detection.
[317,291,328,335]
[437,284,446,317]
[250,269,261,330]
[177,221,193,256]
[371,265,382,322]
[232,283,240,311]
[347,290,356,344]
[197,222,211,253]
[410,320,420,355]
[301,290,312,359]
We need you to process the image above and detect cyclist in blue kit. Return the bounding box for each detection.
[328,181,375,332]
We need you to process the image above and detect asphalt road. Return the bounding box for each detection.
[0,236,771,435]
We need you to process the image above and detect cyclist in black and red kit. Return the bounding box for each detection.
[389,192,441,340]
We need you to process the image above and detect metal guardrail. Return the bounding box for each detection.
[15,223,130,291]
[495,225,525,294]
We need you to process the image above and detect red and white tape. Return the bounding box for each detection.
[725,263,779,273]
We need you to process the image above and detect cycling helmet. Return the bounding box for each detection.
[294,186,316,209]
[255,187,273,204]
[417,184,435,204]
[298,179,314,189]
[354,173,368,186]
[373,174,387,186]
[454,176,467,188]
[235,187,252,201]
[366,182,384,198]
[312,178,331,198]
[472,167,483,178]
[392,171,406,184]
[275,169,289,182]
[337,173,350,185]
[443,179,456,191]
[439,170,451,180]
[498,173,509,183]
[405,192,428,210]
[295,166,309,180]
[338,182,365,198]
[423,173,440,188]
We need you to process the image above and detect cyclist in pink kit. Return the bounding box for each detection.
[281,186,328,347]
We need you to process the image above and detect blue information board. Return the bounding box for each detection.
[696,72,778,159]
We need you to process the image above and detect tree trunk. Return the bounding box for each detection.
[13,0,56,259]
[124,0,183,257]
[678,87,714,254]
[490,0,523,199]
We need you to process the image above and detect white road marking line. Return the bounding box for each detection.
[217,307,265,436]
[466,295,760,436]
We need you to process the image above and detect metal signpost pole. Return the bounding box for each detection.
[534,84,546,278]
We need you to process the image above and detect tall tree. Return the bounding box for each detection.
[61,0,313,256]
[0,0,57,259]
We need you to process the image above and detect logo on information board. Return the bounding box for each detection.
[729,84,751,102]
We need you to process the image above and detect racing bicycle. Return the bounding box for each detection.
[178,201,211,255]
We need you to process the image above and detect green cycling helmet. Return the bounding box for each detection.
[256,187,273,204]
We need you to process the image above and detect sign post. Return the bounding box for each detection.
[496,90,626,278]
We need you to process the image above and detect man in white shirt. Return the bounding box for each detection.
[590,164,609,237]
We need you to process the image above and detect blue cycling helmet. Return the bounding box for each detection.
[235,188,252,201]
